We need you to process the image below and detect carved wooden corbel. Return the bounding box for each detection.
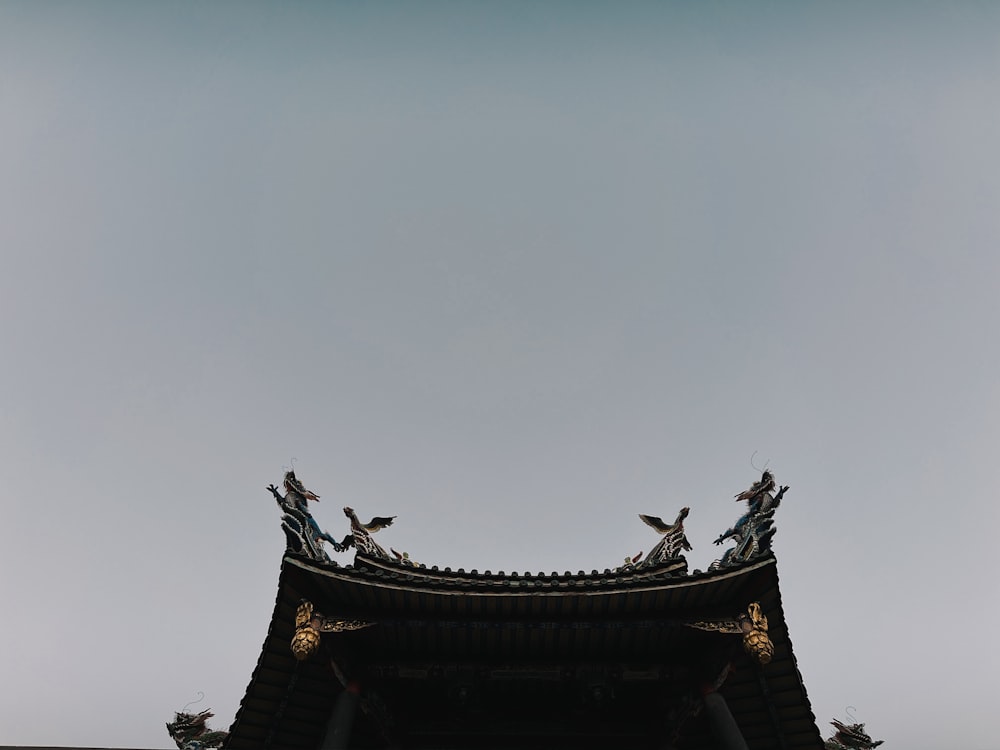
[686,601,774,666]
[291,600,375,661]
[742,602,773,665]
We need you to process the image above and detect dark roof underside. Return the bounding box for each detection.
[227,554,822,750]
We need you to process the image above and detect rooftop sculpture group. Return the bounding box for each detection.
[269,470,398,563]
[267,468,789,574]
[168,467,887,750]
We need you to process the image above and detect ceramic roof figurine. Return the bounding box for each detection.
[638,506,692,565]
[712,470,788,568]
[825,718,884,749]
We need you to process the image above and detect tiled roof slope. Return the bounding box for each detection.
[227,552,822,750]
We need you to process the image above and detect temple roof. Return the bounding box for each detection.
[225,551,822,749]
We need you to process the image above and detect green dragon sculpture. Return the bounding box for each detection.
[166,709,229,750]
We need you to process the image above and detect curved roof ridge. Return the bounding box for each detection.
[283,551,776,598]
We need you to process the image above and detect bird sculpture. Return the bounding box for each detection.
[638,507,692,565]
[338,506,396,559]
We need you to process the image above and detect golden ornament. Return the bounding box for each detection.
[291,625,321,661]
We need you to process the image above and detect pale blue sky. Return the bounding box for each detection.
[1,2,998,748]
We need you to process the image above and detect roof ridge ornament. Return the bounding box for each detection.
[711,471,788,569]
[391,547,419,567]
[166,707,228,749]
[618,550,645,570]
[340,506,396,560]
[824,714,884,749]
[268,470,343,561]
[637,506,692,567]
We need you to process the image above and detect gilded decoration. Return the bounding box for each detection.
[295,600,315,629]
[314,614,374,633]
[291,625,321,661]
[686,602,773,666]
[291,601,321,661]
[291,600,373,661]
[686,619,744,635]
[742,602,773,665]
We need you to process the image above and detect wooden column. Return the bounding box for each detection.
[320,681,361,750]
[703,690,750,750]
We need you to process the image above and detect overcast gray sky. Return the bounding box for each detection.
[1,2,998,748]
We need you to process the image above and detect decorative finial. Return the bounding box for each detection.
[340,506,396,559]
[391,548,418,567]
[166,707,228,749]
[267,470,344,561]
[824,712,884,749]
[637,507,692,566]
[711,471,788,568]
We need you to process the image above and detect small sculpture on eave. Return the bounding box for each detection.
[825,718,884,749]
[617,550,644,571]
[711,470,787,569]
[638,507,692,566]
[391,547,419,567]
[267,470,342,561]
[166,709,228,750]
[338,506,396,559]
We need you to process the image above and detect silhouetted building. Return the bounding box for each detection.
[218,470,822,749]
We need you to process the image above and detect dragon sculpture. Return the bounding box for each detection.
[638,507,692,565]
[268,470,341,561]
[712,470,787,568]
[166,709,228,750]
[825,718,884,749]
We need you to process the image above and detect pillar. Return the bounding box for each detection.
[321,681,361,750]
[703,690,750,750]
